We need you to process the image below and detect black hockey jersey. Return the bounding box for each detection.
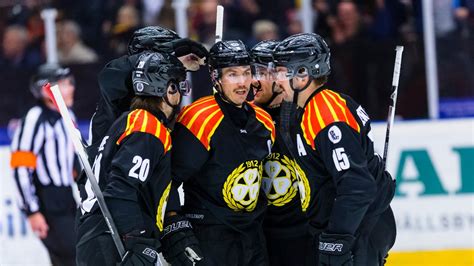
[260,107,309,238]
[171,94,275,233]
[87,54,140,158]
[287,88,395,236]
[77,108,172,245]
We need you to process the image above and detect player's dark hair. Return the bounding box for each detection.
[130,95,164,115]
[314,76,328,86]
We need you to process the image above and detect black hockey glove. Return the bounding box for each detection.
[161,215,203,266]
[169,38,208,59]
[318,233,355,266]
[120,230,161,266]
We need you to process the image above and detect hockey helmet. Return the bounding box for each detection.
[132,52,189,97]
[30,64,73,99]
[208,40,251,78]
[273,33,330,80]
[250,40,279,81]
[128,26,181,55]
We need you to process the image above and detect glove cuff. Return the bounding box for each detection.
[162,214,193,238]
[319,232,355,255]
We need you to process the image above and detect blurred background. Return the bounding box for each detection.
[0,0,472,265]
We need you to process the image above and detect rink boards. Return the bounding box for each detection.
[0,118,473,265]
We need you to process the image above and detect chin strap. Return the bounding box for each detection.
[163,93,182,124]
[290,77,313,104]
[261,82,282,108]
[211,69,242,107]
[214,81,243,107]
[250,80,262,92]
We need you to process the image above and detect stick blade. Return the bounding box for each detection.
[43,83,59,109]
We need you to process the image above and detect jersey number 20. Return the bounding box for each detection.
[128,155,150,181]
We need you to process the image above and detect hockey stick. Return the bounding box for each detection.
[382,46,404,173]
[212,4,224,95]
[215,5,224,43]
[44,83,126,258]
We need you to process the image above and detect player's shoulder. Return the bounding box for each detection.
[248,102,273,122]
[301,89,361,148]
[177,95,220,120]
[116,109,171,152]
[177,95,223,129]
[248,102,276,142]
[176,95,224,150]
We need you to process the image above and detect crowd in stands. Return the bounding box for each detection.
[0,0,473,122]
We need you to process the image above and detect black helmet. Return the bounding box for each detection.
[128,26,181,55]
[208,40,251,73]
[30,64,73,99]
[250,40,279,66]
[273,33,330,79]
[132,52,188,97]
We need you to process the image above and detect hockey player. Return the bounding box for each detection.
[88,26,208,157]
[10,64,78,266]
[162,40,275,266]
[272,33,396,266]
[75,52,192,265]
[251,40,315,266]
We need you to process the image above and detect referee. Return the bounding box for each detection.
[10,63,78,266]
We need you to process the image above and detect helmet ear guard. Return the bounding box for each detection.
[132,52,189,97]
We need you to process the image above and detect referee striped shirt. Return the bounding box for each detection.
[10,104,76,215]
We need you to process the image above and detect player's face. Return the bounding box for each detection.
[219,66,252,107]
[275,66,294,102]
[58,78,75,107]
[253,67,275,105]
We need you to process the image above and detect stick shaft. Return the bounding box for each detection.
[47,84,126,257]
[383,46,404,172]
[215,5,224,43]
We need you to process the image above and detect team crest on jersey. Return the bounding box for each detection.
[261,153,298,206]
[223,160,263,212]
[290,159,311,212]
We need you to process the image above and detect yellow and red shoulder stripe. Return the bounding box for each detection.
[117,109,171,153]
[248,102,276,143]
[301,90,360,149]
[177,96,224,150]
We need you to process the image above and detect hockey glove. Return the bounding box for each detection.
[120,230,161,266]
[170,38,208,59]
[161,215,203,266]
[318,233,355,266]
[156,38,209,59]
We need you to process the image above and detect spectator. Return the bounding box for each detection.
[329,0,365,44]
[286,9,303,36]
[0,24,42,69]
[249,19,279,46]
[190,0,219,49]
[107,4,141,57]
[57,20,98,64]
[313,0,333,39]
